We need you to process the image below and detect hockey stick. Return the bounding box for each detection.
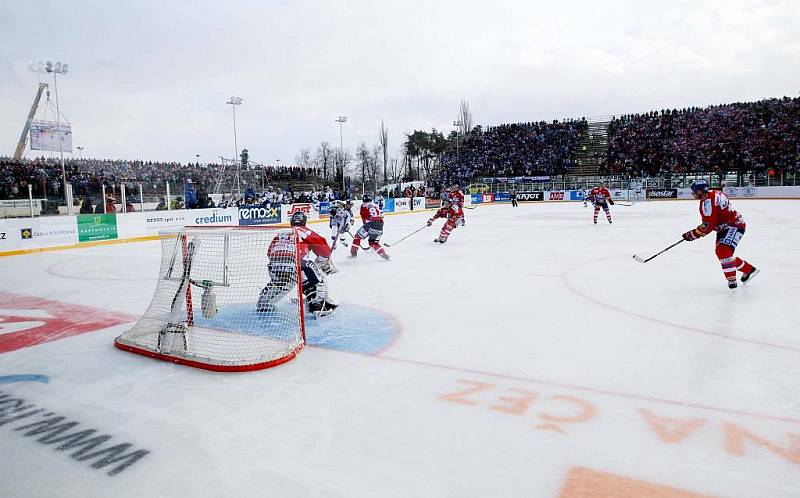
[346,230,371,250]
[384,225,428,247]
[632,239,684,263]
[615,201,634,207]
[160,236,195,351]
[169,237,196,312]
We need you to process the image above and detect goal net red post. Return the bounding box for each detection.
[115,226,307,371]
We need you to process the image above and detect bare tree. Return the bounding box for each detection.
[356,142,371,195]
[295,148,311,169]
[389,155,401,194]
[316,142,333,183]
[335,148,353,193]
[378,119,389,184]
[459,99,473,135]
[370,145,381,193]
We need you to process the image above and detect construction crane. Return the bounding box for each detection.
[12,82,49,160]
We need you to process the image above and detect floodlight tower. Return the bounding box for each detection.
[30,60,70,202]
[336,115,347,193]
[226,96,243,195]
[453,120,463,160]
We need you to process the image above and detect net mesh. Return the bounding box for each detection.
[115,226,304,370]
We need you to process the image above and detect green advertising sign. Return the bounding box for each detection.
[77,214,118,242]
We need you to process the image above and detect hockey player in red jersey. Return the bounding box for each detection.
[682,180,759,289]
[590,182,614,224]
[449,184,466,226]
[449,184,465,208]
[350,194,390,260]
[257,211,338,317]
[428,198,463,243]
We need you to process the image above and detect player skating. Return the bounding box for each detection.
[428,198,464,243]
[349,194,390,260]
[681,180,759,290]
[257,211,338,317]
[581,188,590,207]
[329,200,353,250]
[590,183,614,223]
[510,188,518,207]
[449,184,466,224]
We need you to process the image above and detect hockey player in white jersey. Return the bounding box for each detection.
[329,200,354,250]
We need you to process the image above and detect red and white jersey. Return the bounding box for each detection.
[268,227,331,261]
[449,190,465,208]
[432,202,463,222]
[360,201,383,223]
[697,190,744,234]
[589,187,612,204]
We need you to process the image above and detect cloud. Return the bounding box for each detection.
[0,0,797,165]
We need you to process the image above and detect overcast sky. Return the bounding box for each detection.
[1,0,798,165]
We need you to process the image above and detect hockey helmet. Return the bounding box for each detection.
[690,179,710,193]
[290,211,307,226]
[362,193,372,203]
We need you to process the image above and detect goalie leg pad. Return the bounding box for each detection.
[257,263,296,311]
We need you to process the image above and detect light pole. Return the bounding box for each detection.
[335,115,347,195]
[30,61,69,203]
[453,120,462,160]
[76,146,84,158]
[226,96,243,195]
[226,96,242,162]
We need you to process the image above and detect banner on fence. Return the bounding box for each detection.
[239,205,282,226]
[77,214,118,242]
[517,191,544,202]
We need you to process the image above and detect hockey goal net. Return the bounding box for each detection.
[115,226,306,371]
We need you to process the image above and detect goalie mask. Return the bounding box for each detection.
[290,211,307,226]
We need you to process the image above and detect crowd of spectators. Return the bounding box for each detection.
[3,97,798,205]
[604,97,800,176]
[438,118,587,185]
[0,156,324,201]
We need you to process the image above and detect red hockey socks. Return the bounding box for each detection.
[716,244,752,282]
[439,220,456,241]
[369,240,387,257]
[350,239,361,257]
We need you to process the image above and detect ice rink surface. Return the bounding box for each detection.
[1,199,798,497]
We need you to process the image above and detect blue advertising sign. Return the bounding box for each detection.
[383,198,395,213]
[319,201,331,216]
[238,205,282,226]
[494,192,511,202]
[471,193,483,204]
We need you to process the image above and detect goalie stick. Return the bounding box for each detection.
[632,239,684,263]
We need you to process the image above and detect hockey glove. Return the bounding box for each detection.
[682,229,701,241]
[427,218,433,226]
[609,199,615,205]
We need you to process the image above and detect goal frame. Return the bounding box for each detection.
[114,225,307,372]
